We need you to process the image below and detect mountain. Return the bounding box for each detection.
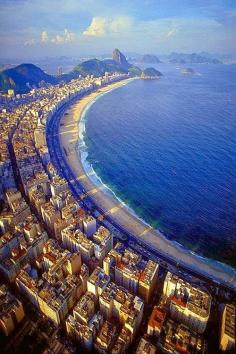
[198,51,214,59]
[74,59,110,77]
[112,48,130,68]
[141,67,163,78]
[73,49,141,78]
[140,54,161,64]
[169,52,222,64]
[0,49,161,94]
[73,58,127,77]
[0,63,57,93]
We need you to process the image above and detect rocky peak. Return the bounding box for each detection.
[112,48,129,67]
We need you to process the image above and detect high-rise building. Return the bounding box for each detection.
[0,284,25,336]
[103,246,159,301]
[163,272,211,334]
[147,306,167,337]
[136,337,156,354]
[220,304,235,352]
[73,291,96,324]
[50,176,68,197]
[61,225,94,263]
[138,260,159,303]
[94,321,117,353]
[93,226,113,263]
[87,267,110,300]
[99,282,144,340]
[34,127,47,149]
[83,215,96,237]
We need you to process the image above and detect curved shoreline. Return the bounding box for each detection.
[56,79,236,290]
[79,86,236,276]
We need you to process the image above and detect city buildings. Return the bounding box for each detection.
[0,70,235,353]
[83,215,96,237]
[0,284,25,336]
[15,240,84,325]
[103,244,159,302]
[158,319,207,353]
[87,267,110,300]
[136,337,156,354]
[94,320,118,353]
[99,281,144,340]
[93,226,113,264]
[220,304,235,352]
[163,272,211,334]
[147,305,166,337]
[138,259,159,303]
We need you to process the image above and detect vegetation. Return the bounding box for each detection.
[73,58,127,77]
[0,63,57,93]
[142,67,163,77]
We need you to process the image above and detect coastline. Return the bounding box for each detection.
[57,79,236,290]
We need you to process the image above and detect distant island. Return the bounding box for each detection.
[141,67,163,79]
[140,54,161,64]
[168,52,222,64]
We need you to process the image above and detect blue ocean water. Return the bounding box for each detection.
[84,64,236,267]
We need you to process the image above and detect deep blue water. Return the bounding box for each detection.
[84,64,236,267]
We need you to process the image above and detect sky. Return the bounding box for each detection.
[0,0,236,59]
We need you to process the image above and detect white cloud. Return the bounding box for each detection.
[166,28,179,38]
[51,29,76,44]
[41,30,49,43]
[83,17,107,37]
[109,17,133,34]
[83,16,133,37]
[24,39,35,47]
[64,29,76,42]
[40,29,76,45]
[51,35,63,44]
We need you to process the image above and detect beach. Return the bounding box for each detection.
[58,78,236,290]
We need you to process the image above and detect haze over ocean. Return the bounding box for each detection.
[84,63,236,268]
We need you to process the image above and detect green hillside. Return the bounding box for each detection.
[0,63,57,93]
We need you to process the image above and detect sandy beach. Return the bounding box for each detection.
[58,79,236,290]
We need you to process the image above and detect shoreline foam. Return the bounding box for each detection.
[57,78,236,290]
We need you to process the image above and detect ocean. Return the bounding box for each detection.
[83,63,236,269]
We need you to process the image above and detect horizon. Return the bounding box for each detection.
[1,0,236,60]
[1,49,236,63]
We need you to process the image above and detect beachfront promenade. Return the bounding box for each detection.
[46,79,236,291]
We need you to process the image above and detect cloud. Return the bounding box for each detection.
[83,17,106,37]
[83,16,133,37]
[41,31,49,43]
[51,29,76,44]
[109,17,133,34]
[40,29,76,45]
[166,28,179,38]
[24,39,35,47]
